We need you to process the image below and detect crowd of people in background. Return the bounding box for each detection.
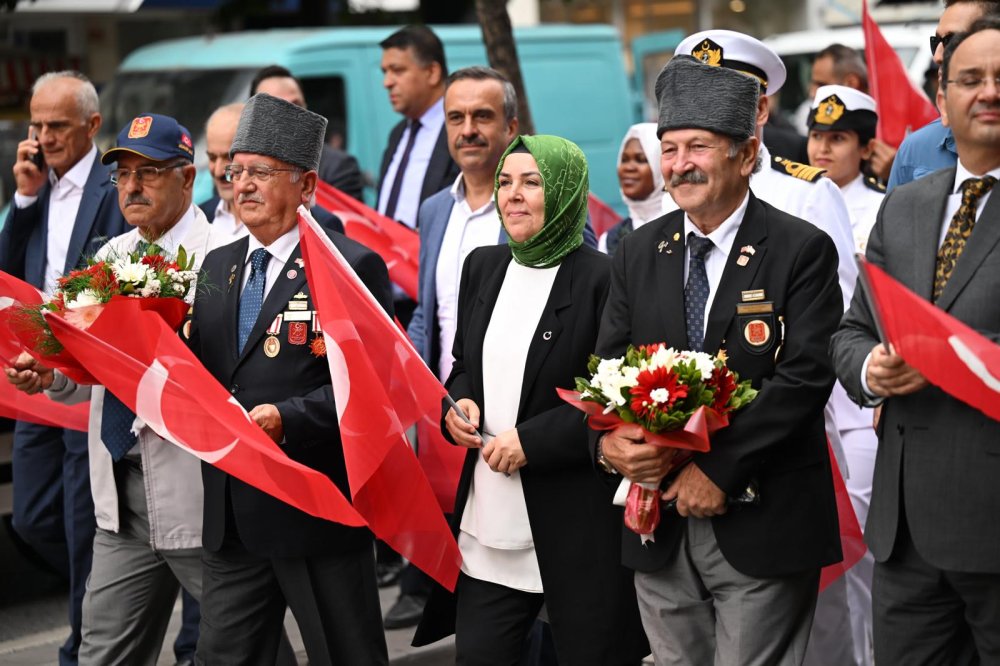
[2,1,999,663]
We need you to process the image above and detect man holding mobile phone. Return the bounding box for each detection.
[0,70,127,666]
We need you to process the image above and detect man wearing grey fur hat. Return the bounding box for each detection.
[594,55,844,665]
[187,92,393,665]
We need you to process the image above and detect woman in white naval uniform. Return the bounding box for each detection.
[808,83,885,666]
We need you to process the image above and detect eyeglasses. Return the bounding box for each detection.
[110,163,186,187]
[945,75,1000,91]
[930,32,955,55]
[224,164,301,183]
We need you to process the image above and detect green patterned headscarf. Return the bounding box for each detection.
[495,135,588,268]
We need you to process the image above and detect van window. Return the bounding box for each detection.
[299,76,347,150]
[97,69,256,149]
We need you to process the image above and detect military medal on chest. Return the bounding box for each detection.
[263,314,283,358]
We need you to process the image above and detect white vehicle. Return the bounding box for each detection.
[765,22,937,121]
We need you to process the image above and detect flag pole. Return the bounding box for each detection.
[854,254,888,346]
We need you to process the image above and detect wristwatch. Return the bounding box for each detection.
[596,436,618,475]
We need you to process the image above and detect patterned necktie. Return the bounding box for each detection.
[934,176,997,302]
[383,119,421,221]
[237,248,270,354]
[684,234,714,352]
[100,236,154,461]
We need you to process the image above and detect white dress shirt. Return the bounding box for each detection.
[14,145,99,295]
[840,174,884,254]
[435,176,502,381]
[682,192,748,339]
[241,225,300,300]
[378,98,446,229]
[211,198,247,247]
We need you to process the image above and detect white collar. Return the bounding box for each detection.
[448,173,495,215]
[415,96,445,129]
[246,224,299,267]
[952,160,1000,195]
[49,144,97,190]
[683,191,749,259]
[145,204,197,255]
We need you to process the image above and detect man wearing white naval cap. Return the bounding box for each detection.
[670,29,864,666]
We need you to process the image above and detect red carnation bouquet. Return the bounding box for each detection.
[9,243,198,384]
[558,344,757,542]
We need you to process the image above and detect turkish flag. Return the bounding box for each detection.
[45,298,366,528]
[863,0,939,147]
[298,207,462,591]
[819,441,866,591]
[314,182,419,301]
[859,258,1000,421]
[0,270,89,431]
[588,192,622,240]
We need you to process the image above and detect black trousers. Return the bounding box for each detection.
[455,572,545,666]
[873,512,1000,665]
[196,538,388,666]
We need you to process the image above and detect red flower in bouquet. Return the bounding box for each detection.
[629,365,688,420]
[141,254,181,273]
[708,365,738,413]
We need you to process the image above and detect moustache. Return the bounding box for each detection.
[455,135,488,148]
[238,193,265,204]
[669,170,708,187]
[124,193,152,206]
[971,102,1000,115]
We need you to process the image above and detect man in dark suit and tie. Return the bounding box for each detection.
[831,19,1000,664]
[0,70,126,666]
[595,55,843,665]
[187,92,391,665]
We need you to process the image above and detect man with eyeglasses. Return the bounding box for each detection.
[887,0,1000,191]
[186,93,391,664]
[5,112,224,663]
[832,17,1000,664]
[0,70,126,666]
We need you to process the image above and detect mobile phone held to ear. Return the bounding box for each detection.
[29,129,44,170]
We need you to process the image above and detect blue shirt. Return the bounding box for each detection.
[886,118,957,193]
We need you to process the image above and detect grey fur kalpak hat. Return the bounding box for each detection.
[230,93,327,172]
[655,55,760,142]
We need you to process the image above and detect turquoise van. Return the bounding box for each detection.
[100,24,667,212]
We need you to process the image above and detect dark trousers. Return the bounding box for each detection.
[455,572,545,666]
[11,422,94,666]
[196,538,388,666]
[873,513,1000,665]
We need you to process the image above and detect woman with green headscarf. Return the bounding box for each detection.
[413,136,648,664]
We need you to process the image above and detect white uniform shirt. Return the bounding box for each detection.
[840,175,884,255]
[435,175,502,381]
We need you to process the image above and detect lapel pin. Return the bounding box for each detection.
[737,255,750,267]
[227,265,237,291]
[673,232,681,241]
[542,331,553,341]
[295,257,305,269]
[657,240,672,254]
[286,269,297,280]
[741,245,756,255]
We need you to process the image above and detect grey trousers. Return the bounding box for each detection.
[634,516,819,666]
[79,461,202,666]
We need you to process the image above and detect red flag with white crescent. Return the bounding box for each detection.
[45,299,366,527]
[0,270,89,431]
[314,182,419,300]
[298,207,462,591]
[859,257,1000,421]
[862,0,939,147]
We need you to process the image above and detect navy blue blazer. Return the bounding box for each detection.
[407,186,597,373]
[0,155,127,288]
[199,194,345,235]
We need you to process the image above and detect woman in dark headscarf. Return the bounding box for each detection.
[413,135,648,665]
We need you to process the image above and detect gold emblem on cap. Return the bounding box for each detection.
[814,95,845,126]
[692,39,723,67]
[128,116,153,139]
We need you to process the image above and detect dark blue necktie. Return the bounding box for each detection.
[383,119,421,221]
[684,234,714,352]
[237,248,270,354]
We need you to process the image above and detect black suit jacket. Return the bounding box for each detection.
[0,155,127,287]
[376,117,459,214]
[199,195,344,235]
[414,245,648,664]
[595,193,843,578]
[318,145,365,202]
[188,229,393,558]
